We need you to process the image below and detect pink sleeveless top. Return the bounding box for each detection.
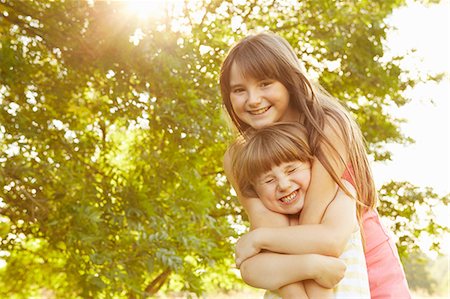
[343,167,411,298]
[362,210,411,298]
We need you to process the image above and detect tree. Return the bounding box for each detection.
[0,1,237,297]
[0,0,447,297]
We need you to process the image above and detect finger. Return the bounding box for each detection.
[235,258,241,269]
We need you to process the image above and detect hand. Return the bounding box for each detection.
[313,255,346,288]
[235,229,263,268]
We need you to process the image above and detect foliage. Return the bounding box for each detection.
[0,0,237,297]
[401,252,449,296]
[0,0,447,297]
[378,181,449,257]
[401,251,437,295]
[378,181,450,292]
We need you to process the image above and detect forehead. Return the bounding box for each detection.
[229,62,262,87]
[229,54,277,85]
[230,62,246,85]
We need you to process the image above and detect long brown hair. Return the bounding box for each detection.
[220,32,377,219]
[231,123,313,198]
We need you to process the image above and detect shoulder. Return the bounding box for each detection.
[323,114,348,142]
[223,146,234,177]
[223,136,244,179]
[317,114,350,161]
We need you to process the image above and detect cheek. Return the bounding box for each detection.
[282,93,291,107]
[304,175,312,188]
[254,185,265,196]
[230,95,244,111]
[273,85,290,102]
[297,173,311,188]
[255,186,273,199]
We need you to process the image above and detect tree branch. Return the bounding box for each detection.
[145,268,171,295]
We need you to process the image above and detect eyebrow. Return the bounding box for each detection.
[286,161,310,171]
[258,172,274,182]
[229,83,243,89]
[284,162,298,168]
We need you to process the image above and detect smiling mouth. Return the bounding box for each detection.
[249,106,270,115]
[279,190,298,204]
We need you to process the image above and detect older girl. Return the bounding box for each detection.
[220,32,410,298]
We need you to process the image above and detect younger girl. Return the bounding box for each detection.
[220,32,410,298]
[231,122,370,298]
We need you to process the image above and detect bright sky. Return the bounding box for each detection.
[372,0,450,258]
[373,0,450,196]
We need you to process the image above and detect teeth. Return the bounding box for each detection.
[280,191,297,204]
[250,106,270,115]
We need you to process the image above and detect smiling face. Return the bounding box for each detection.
[231,123,313,214]
[253,161,311,215]
[220,33,311,134]
[229,63,299,129]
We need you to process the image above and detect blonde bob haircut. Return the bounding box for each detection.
[231,122,312,199]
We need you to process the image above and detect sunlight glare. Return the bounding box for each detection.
[124,0,168,20]
[123,0,185,20]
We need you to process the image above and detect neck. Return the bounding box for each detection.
[288,213,300,226]
[282,107,303,124]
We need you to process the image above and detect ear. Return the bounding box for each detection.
[242,185,258,198]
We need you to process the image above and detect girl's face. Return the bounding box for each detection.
[253,161,311,215]
[229,63,299,129]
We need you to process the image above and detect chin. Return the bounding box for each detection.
[293,205,304,214]
[292,208,303,214]
[284,207,302,215]
[251,123,269,130]
[286,211,300,215]
[251,119,275,129]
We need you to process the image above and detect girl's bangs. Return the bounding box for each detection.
[233,44,282,81]
[245,135,303,183]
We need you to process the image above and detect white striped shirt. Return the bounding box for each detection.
[333,227,371,298]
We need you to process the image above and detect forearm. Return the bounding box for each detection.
[256,187,357,257]
[278,282,308,299]
[248,203,290,230]
[239,252,319,290]
[304,280,333,299]
[254,224,346,257]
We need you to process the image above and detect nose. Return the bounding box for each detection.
[247,89,262,107]
[277,176,291,191]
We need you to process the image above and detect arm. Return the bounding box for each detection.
[239,252,345,291]
[225,148,340,296]
[235,183,355,298]
[235,181,357,262]
[278,283,309,299]
[304,280,333,299]
[299,118,349,225]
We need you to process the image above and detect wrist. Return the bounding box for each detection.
[308,254,321,280]
[252,227,267,251]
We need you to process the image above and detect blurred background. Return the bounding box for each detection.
[0,0,448,298]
